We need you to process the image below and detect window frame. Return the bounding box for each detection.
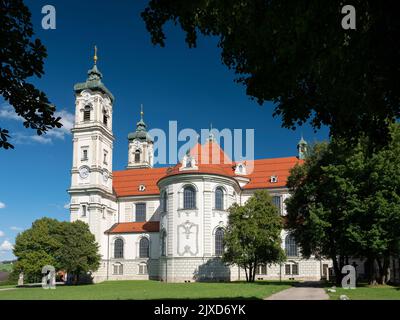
[215,187,224,210]
[138,262,148,275]
[114,238,124,259]
[139,237,150,258]
[285,234,299,257]
[183,186,196,209]
[135,203,146,222]
[134,150,141,163]
[83,106,91,122]
[272,195,282,215]
[214,227,224,256]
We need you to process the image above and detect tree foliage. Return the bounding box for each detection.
[12,218,100,284]
[223,190,285,282]
[286,125,400,284]
[0,0,61,149]
[57,220,101,284]
[142,0,400,146]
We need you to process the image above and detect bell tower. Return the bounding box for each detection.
[68,47,117,252]
[127,105,154,169]
[297,136,308,160]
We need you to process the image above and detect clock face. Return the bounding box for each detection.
[79,166,89,179]
[103,170,109,182]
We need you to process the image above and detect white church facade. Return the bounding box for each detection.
[68,57,332,283]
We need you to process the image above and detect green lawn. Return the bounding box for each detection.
[327,283,400,300]
[0,280,294,300]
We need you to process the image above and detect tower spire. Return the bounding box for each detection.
[140,104,144,120]
[93,45,98,65]
[208,123,215,142]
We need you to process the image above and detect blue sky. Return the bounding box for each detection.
[0,0,328,260]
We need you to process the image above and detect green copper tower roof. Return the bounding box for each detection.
[128,105,153,142]
[297,135,308,160]
[73,46,114,102]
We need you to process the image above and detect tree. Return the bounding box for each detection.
[286,125,400,284]
[0,0,61,150]
[141,1,400,146]
[223,190,285,282]
[12,218,100,284]
[12,218,62,283]
[57,220,101,284]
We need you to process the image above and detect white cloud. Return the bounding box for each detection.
[10,226,22,232]
[1,103,75,145]
[0,240,13,252]
[0,202,5,209]
[0,104,23,121]
[0,231,4,237]
[64,203,70,209]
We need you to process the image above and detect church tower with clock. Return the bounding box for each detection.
[68,47,118,255]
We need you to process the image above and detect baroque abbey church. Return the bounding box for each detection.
[68,55,332,283]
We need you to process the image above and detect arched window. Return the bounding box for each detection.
[183,186,196,209]
[114,238,124,259]
[215,187,224,210]
[139,237,150,258]
[215,228,224,256]
[285,235,298,257]
[83,106,91,122]
[161,230,167,256]
[134,150,141,163]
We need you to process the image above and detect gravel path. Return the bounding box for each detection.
[265,281,329,300]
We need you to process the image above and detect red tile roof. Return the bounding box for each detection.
[112,141,303,197]
[105,221,160,234]
[113,167,167,197]
[243,157,303,189]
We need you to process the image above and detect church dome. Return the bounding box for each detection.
[127,108,153,142]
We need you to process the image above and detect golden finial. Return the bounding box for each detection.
[94,45,98,64]
[140,104,144,120]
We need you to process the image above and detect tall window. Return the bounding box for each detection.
[135,203,146,222]
[272,196,282,214]
[285,235,298,257]
[134,150,141,163]
[103,110,108,126]
[81,205,87,217]
[215,228,224,256]
[114,238,124,259]
[215,187,224,210]
[82,148,88,161]
[161,191,167,212]
[83,106,91,121]
[285,264,291,275]
[292,263,299,275]
[183,186,196,209]
[161,231,167,256]
[139,238,150,258]
[103,150,108,164]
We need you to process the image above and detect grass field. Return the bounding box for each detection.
[0,280,294,300]
[327,283,400,300]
